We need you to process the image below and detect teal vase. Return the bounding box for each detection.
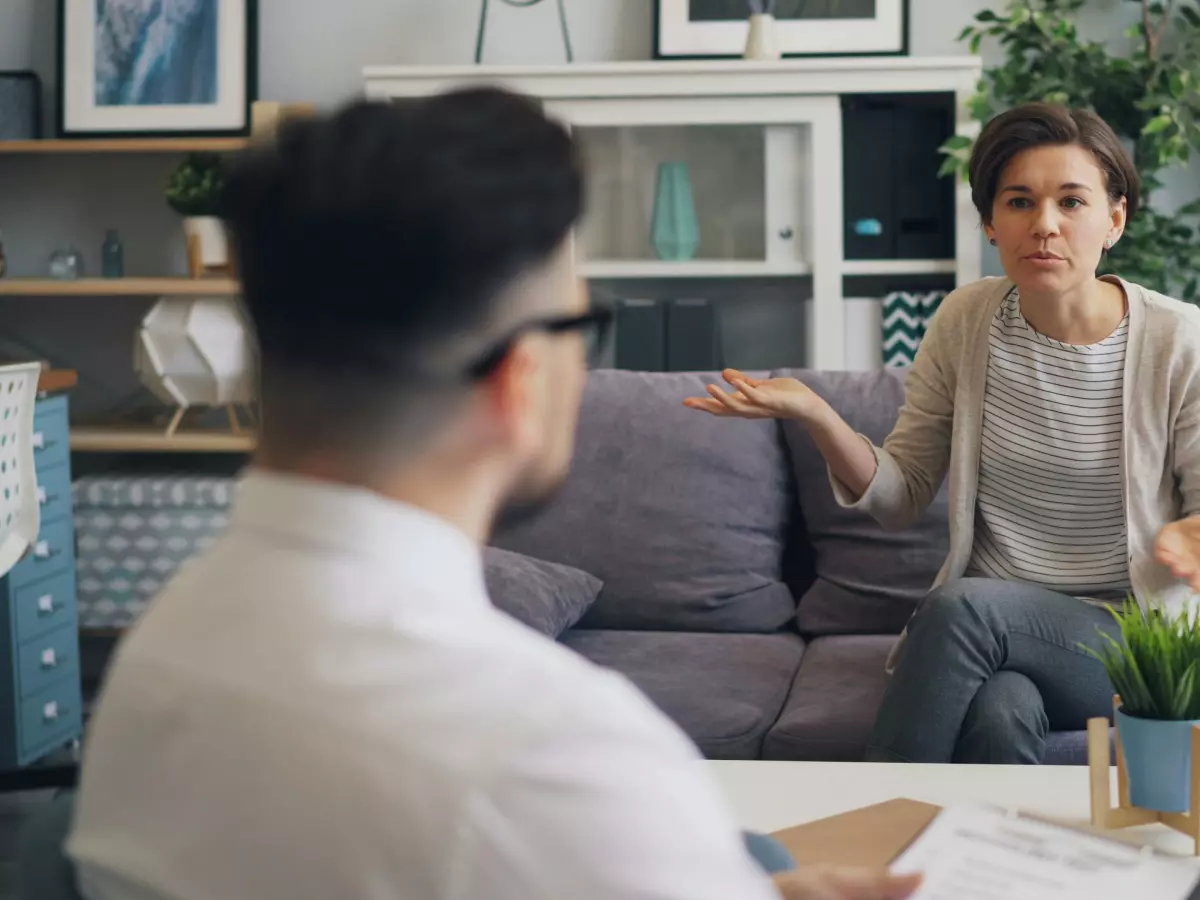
[1116,706,1200,813]
[651,162,700,261]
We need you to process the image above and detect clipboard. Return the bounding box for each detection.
[770,799,1200,900]
[769,798,942,868]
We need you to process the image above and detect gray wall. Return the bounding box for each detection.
[0,0,1193,411]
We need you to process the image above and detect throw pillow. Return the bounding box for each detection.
[772,368,950,636]
[483,547,602,638]
[490,370,797,634]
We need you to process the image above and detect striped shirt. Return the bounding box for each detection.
[964,289,1130,599]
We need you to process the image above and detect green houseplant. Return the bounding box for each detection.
[165,152,229,275]
[941,0,1200,303]
[1086,602,1200,812]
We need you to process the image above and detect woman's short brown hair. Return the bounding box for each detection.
[968,102,1140,225]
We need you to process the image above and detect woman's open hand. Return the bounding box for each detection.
[1155,517,1200,592]
[683,369,824,422]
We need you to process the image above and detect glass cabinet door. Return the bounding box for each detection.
[545,96,838,281]
[545,95,844,370]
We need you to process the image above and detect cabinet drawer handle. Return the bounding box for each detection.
[31,432,43,450]
[43,701,60,722]
[36,486,45,504]
[40,648,57,669]
[33,541,50,559]
[36,594,58,615]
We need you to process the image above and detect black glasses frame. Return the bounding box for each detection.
[465,302,615,380]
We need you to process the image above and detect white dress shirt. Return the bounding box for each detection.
[66,472,779,900]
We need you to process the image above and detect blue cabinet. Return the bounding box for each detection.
[0,394,81,766]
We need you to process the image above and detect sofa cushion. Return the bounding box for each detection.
[763,634,894,761]
[562,629,805,759]
[493,370,796,633]
[483,547,601,638]
[772,369,950,636]
[763,634,1107,765]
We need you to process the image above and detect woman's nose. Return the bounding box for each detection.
[1031,202,1061,238]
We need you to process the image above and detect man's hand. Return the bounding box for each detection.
[1155,517,1200,591]
[773,866,922,900]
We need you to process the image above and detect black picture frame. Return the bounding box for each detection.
[653,0,909,60]
[56,0,258,140]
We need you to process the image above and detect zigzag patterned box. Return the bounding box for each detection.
[73,476,234,629]
[881,290,946,368]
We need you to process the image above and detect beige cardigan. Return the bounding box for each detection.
[832,276,1200,670]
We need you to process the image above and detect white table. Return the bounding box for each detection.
[709,761,1200,860]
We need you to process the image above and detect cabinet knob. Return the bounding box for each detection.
[42,701,58,722]
[37,594,55,614]
[36,486,46,505]
[31,432,43,449]
[40,648,57,668]
[33,541,49,559]
[778,226,794,240]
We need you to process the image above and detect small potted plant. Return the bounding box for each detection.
[165,152,229,275]
[1087,602,1200,813]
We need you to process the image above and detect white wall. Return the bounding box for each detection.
[0,0,1192,410]
[0,0,1154,119]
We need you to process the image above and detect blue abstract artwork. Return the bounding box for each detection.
[94,0,219,106]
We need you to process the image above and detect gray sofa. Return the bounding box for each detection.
[492,367,1093,765]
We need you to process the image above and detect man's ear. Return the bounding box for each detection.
[481,339,539,448]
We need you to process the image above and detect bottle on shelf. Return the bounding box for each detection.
[101,228,124,278]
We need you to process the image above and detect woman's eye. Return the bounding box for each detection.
[1008,197,1032,208]
[1062,196,1084,209]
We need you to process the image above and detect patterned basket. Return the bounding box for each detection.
[881,290,946,367]
[73,476,234,629]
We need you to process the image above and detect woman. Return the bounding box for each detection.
[686,101,1200,764]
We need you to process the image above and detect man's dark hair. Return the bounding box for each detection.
[218,87,584,454]
[969,102,1140,225]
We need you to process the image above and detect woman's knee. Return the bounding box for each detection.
[910,578,998,637]
[956,672,1048,763]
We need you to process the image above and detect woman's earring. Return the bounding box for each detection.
[989,238,997,246]
[1105,237,1114,248]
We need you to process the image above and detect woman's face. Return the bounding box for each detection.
[984,142,1125,297]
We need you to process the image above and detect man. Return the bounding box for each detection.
[66,88,920,900]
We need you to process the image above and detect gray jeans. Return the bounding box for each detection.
[865,578,1123,764]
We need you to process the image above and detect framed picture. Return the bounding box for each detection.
[654,0,908,59]
[57,0,258,139]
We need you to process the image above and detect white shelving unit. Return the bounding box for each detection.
[363,57,983,370]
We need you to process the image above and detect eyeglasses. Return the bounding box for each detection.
[465,301,615,380]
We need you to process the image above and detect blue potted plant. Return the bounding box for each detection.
[1087,603,1200,813]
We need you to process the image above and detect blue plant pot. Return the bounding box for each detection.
[650,161,700,261]
[1116,706,1200,813]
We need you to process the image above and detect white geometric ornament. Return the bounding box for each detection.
[134,296,257,436]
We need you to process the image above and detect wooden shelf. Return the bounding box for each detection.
[581,260,810,279]
[0,278,239,296]
[37,369,77,394]
[0,137,247,155]
[842,259,957,276]
[70,427,255,453]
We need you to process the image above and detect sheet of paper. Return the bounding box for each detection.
[890,804,1200,900]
